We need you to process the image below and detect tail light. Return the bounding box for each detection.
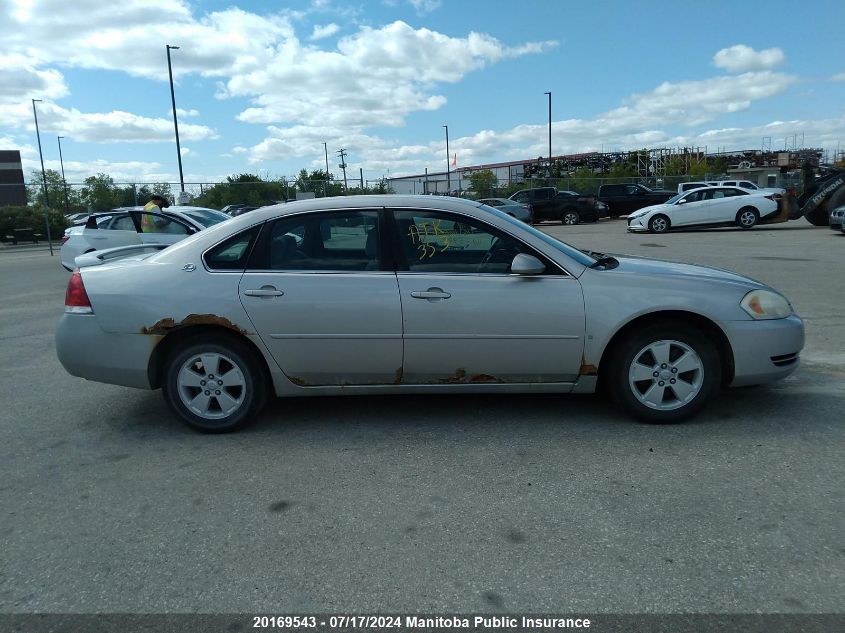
[61,234,70,244]
[65,270,93,314]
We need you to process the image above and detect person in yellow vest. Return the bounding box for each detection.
[141,194,170,232]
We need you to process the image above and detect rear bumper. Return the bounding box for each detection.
[725,315,804,387]
[56,314,155,389]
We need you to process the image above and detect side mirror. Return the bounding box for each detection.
[677,199,687,204]
[511,253,545,276]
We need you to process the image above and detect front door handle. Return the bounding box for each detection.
[244,286,284,298]
[410,287,451,301]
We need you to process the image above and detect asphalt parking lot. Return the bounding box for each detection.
[0,220,843,614]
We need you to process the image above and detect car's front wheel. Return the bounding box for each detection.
[648,214,670,233]
[163,336,267,433]
[607,322,721,423]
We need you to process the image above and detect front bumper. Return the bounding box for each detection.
[56,314,155,389]
[725,314,804,387]
[626,216,647,232]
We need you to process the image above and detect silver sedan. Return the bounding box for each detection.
[56,195,804,432]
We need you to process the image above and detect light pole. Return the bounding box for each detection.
[323,141,330,196]
[544,91,552,179]
[337,148,349,191]
[31,99,54,255]
[57,136,70,215]
[166,44,185,193]
[443,124,450,194]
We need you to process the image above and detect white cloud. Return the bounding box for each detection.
[227,21,556,128]
[310,23,340,40]
[0,53,69,104]
[240,67,799,175]
[21,157,167,182]
[0,101,218,144]
[408,0,441,14]
[831,72,845,82]
[713,44,785,73]
[172,108,200,117]
[0,4,552,147]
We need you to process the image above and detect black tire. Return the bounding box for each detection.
[736,207,759,229]
[561,209,580,225]
[648,214,670,233]
[804,207,829,226]
[606,321,721,424]
[162,335,268,433]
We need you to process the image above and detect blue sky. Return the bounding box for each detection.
[1,0,843,186]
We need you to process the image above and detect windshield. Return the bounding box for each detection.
[663,193,685,205]
[477,203,597,267]
[179,208,231,227]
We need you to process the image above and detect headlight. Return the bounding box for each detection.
[740,289,793,319]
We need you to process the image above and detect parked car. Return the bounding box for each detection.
[60,206,229,271]
[626,186,779,233]
[678,181,717,193]
[56,195,803,433]
[508,187,604,224]
[828,205,845,231]
[716,180,785,196]
[478,198,533,223]
[597,183,676,217]
[64,212,90,224]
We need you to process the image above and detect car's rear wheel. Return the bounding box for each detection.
[736,207,759,229]
[607,322,721,423]
[163,336,267,433]
[648,214,670,233]
[562,209,580,225]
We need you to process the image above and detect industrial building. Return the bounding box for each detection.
[0,150,26,206]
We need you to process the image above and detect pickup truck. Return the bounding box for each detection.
[597,183,676,217]
[508,187,608,224]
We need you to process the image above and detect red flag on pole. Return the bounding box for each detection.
[451,153,457,167]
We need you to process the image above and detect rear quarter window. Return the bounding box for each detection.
[203,225,262,270]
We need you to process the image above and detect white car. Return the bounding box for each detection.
[60,206,229,270]
[626,186,779,233]
[716,180,785,196]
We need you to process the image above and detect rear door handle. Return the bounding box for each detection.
[244,286,284,297]
[410,287,451,300]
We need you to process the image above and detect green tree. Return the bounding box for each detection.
[468,169,497,197]
[194,173,286,209]
[80,173,118,211]
[27,169,81,212]
[570,167,599,194]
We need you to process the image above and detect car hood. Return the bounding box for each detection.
[608,254,767,289]
[627,203,667,217]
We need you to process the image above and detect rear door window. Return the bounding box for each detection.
[254,210,382,271]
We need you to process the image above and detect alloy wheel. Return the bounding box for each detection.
[177,352,246,419]
[628,340,704,411]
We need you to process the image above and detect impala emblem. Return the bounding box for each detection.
[182,263,196,272]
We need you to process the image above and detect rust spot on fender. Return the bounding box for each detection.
[469,374,503,383]
[579,357,598,376]
[141,313,251,336]
[439,368,467,383]
[287,376,309,387]
[394,367,404,384]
